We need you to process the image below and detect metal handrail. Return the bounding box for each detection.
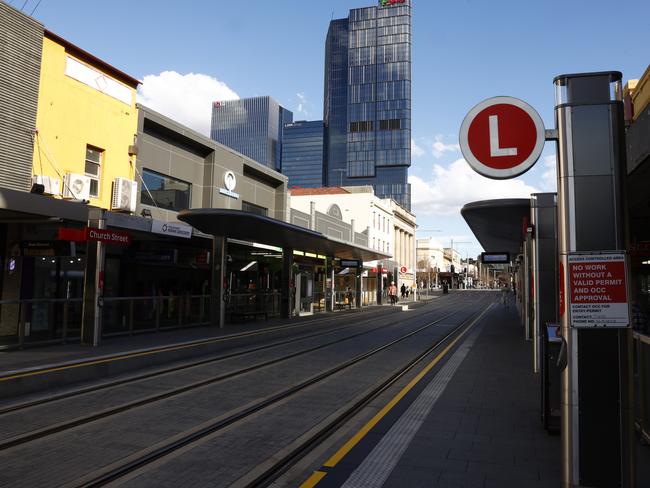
[0,297,83,304]
[102,294,210,302]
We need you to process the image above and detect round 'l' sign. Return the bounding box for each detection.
[459,96,545,179]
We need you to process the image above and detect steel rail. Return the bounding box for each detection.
[0,295,465,451]
[70,297,489,487]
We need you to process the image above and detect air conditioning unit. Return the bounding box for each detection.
[63,173,91,200]
[32,175,61,195]
[111,177,138,212]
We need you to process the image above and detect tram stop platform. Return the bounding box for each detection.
[306,300,650,488]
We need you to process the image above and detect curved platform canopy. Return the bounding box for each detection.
[179,208,389,262]
[461,199,530,257]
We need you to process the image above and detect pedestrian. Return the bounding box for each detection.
[388,281,398,305]
[400,283,406,299]
[501,286,509,309]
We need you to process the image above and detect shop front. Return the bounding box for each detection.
[178,209,389,327]
[0,189,89,348]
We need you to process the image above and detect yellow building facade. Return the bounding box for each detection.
[32,31,140,210]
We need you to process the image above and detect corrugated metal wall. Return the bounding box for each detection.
[0,3,43,191]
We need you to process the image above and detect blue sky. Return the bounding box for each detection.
[19,0,650,258]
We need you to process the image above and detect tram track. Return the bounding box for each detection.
[0,296,445,415]
[0,306,385,415]
[66,296,494,488]
[243,299,495,488]
[0,294,465,452]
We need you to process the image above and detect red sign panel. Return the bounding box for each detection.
[400,266,408,273]
[85,227,131,246]
[58,228,86,242]
[459,96,545,179]
[568,253,629,328]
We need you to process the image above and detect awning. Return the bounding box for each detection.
[178,208,390,261]
[461,199,530,257]
[0,187,89,222]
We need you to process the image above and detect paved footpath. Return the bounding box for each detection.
[313,300,650,488]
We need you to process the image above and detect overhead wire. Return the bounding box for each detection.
[30,0,43,15]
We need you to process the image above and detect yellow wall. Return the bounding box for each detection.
[32,36,138,209]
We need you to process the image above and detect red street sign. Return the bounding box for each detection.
[568,253,629,328]
[400,266,408,273]
[371,267,378,273]
[85,227,131,246]
[58,227,86,242]
[382,267,388,273]
[459,96,545,179]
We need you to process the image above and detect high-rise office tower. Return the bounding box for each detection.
[281,120,325,188]
[211,96,293,171]
[324,0,412,210]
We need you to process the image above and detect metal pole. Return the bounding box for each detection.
[555,71,633,488]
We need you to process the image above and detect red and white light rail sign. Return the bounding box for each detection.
[568,252,629,328]
[459,96,545,179]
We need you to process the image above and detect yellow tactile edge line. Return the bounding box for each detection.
[300,303,493,488]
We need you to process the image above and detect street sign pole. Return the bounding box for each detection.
[555,72,634,488]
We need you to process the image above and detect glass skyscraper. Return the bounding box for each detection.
[281,120,324,188]
[210,96,293,171]
[324,0,412,210]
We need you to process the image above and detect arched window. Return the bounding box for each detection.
[327,204,343,220]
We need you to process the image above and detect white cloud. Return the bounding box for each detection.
[137,71,239,136]
[541,154,557,191]
[431,134,460,159]
[409,158,540,216]
[411,138,425,158]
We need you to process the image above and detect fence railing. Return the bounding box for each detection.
[0,297,83,348]
[226,291,281,319]
[0,295,213,348]
[102,295,211,336]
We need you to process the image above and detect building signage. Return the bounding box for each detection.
[85,227,131,246]
[568,252,629,328]
[219,170,240,199]
[21,241,63,257]
[151,221,193,239]
[459,96,545,179]
[400,266,408,273]
[481,252,510,264]
[380,0,406,6]
[340,259,360,268]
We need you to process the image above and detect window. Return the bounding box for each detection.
[141,169,191,211]
[379,119,402,130]
[349,120,374,133]
[242,201,268,217]
[373,237,376,249]
[85,146,102,198]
